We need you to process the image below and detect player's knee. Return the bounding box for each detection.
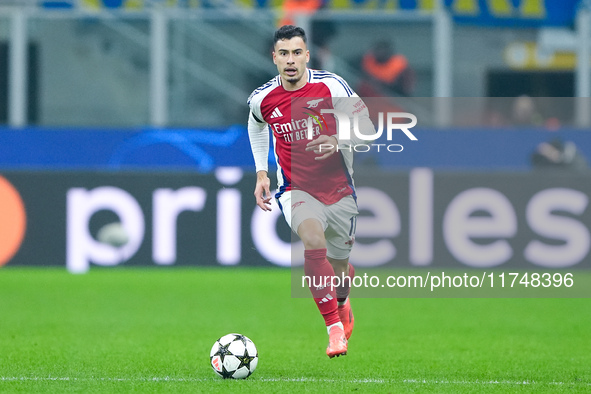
[297,219,326,250]
[301,232,326,250]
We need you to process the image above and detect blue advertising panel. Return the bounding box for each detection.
[0,125,590,172]
[0,126,266,173]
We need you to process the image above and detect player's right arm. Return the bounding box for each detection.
[247,110,273,211]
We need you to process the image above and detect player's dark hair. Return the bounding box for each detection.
[273,25,307,45]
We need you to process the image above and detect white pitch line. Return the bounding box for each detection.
[258,378,386,383]
[0,377,589,385]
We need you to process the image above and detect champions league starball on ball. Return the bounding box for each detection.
[210,333,258,379]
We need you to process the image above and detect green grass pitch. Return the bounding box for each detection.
[0,267,589,393]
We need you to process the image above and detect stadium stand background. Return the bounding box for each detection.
[0,0,590,271]
[0,0,584,127]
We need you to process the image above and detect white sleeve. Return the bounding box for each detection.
[323,74,377,147]
[333,95,377,147]
[247,111,269,173]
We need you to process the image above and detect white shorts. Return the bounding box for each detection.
[278,190,358,260]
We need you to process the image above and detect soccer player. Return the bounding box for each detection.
[247,25,375,358]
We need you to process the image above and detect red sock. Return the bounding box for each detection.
[337,263,355,303]
[304,248,340,326]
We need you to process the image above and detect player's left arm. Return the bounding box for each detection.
[305,134,339,161]
[307,96,376,160]
[332,93,377,147]
[307,76,377,160]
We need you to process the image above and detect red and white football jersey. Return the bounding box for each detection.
[248,69,362,205]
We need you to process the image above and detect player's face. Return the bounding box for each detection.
[273,37,309,90]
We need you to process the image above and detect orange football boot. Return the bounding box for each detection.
[326,325,348,358]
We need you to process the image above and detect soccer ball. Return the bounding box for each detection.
[210,333,258,379]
